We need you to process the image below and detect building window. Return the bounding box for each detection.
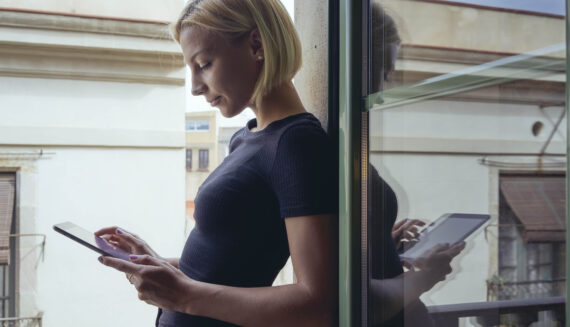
[0,174,17,318]
[199,149,209,170]
[186,120,210,132]
[494,174,566,300]
[186,149,192,171]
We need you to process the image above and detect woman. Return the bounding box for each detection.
[368,4,464,326]
[96,1,338,326]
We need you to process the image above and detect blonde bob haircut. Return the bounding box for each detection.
[171,0,302,105]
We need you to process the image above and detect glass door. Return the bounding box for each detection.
[337,0,569,326]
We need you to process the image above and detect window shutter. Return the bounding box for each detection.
[0,175,15,265]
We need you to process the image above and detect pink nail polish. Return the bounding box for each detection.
[116,228,124,235]
[129,255,138,260]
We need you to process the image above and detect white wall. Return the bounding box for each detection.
[370,98,566,305]
[33,148,185,326]
[1,72,186,327]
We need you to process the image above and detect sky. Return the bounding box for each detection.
[185,0,295,128]
[442,0,565,15]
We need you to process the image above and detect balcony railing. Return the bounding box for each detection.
[428,296,564,327]
[0,314,42,327]
[488,279,566,300]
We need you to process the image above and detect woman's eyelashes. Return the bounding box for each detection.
[199,62,211,71]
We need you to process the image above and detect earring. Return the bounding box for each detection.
[257,56,264,61]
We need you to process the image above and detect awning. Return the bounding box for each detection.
[0,174,15,265]
[500,175,566,242]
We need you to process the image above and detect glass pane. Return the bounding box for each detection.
[366,1,566,326]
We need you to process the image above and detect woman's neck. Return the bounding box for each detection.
[250,81,306,131]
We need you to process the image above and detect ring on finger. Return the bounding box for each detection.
[127,273,135,284]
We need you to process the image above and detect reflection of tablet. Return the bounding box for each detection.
[399,213,490,262]
[53,222,130,261]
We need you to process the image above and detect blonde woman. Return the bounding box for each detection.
[96,1,338,326]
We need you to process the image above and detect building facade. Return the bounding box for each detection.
[0,2,187,326]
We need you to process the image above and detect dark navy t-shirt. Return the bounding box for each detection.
[368,166,433,327]
[158,112,337,327]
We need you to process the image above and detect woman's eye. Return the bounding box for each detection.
[199,63,211,71]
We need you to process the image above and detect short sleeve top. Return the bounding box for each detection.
[158,112,337,327]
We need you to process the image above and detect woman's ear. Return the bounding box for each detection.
[248,28,265,61]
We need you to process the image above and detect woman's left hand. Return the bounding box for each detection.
[99,255,194,313]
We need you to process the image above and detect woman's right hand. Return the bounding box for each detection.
[407,242,465,292]
[95,226,162,259]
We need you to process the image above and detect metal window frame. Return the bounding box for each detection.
[337,0,367,325]
[336,0,570,326]
[566,1,570,324]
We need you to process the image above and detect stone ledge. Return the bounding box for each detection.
[0,10,185,85]
[0,126,185,148]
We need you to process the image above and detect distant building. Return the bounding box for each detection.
[184,111,218,234]
[218,126,242,164]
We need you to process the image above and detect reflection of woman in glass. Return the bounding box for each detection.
[369,3,464,326]
[96,1,338,326]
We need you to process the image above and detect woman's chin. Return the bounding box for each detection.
[219,106,246,118]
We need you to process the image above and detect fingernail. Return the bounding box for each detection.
[116,228,124,235]
[129,255,138,260]
[98,256,104,263]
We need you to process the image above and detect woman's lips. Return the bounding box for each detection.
[210,96,221,107]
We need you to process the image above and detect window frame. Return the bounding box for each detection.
[0,172,18,318]
[185,120,211,132]
[198,149,209,171]
[334,0,570,326]
[186,149,193,172]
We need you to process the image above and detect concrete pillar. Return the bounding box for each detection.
[294,1,329,128]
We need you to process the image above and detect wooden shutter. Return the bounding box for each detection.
[500,175,566,242]
[0,175,15,265]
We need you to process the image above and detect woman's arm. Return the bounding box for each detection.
[370,242,465,324]
[100,213,338,327]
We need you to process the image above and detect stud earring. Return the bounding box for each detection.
[257,56,264,61]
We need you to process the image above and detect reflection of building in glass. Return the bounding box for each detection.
[496,173,565,300]
[371,0,566,314]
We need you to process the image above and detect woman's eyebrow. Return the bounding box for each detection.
[189,47,213,63]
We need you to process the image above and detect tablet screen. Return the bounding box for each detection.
[54,222,131,261]
[400,213,489,261]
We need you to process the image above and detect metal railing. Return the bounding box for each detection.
[488,279,566,300]
[427,296,564,327]
[0,314,42,327]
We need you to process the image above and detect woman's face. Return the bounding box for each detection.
[180,26,263,117]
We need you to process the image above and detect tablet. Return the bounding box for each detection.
[399,213,490,262]
[53,222,130,261]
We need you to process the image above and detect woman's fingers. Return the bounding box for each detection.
[99,256,139,274]
[112,229,149,252]
[95,226,120,237]
[392,219,408,231]
[129,254,162,267]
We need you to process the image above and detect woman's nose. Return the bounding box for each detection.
[191,75,207,96]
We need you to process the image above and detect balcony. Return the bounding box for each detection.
[0,314,42,327]
[428,297,564,327]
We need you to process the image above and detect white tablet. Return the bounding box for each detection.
[53,221,131,261]
[399,213,490,262]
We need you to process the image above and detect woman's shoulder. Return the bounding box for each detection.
[273,113,334,161]
[275,112,329,142]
